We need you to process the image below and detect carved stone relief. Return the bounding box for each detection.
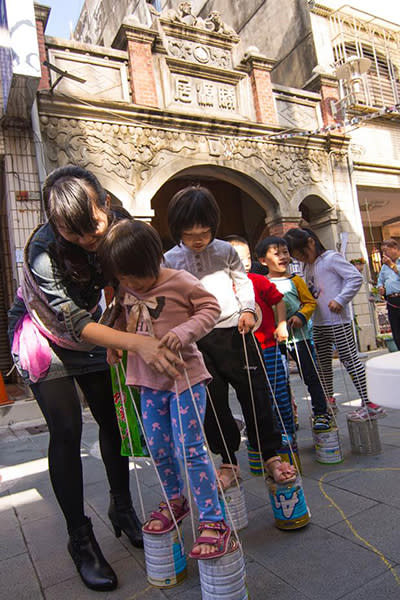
[276,99,319,131]
[167,38,232,69]
[40,116,329,201]
[159,2,237,38]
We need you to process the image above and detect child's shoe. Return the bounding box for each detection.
[347,402,387,421]
[312,413,332,432]
[365,402,387,418]
[281,433,295,447]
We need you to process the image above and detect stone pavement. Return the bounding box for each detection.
[1,352,400,600]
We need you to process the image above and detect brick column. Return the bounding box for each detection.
[34,4,50,90]
[112,22,158,108]
[243,52,278,125]
[261,216,302,238]
[305,73,340,127]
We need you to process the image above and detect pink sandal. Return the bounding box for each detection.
[189,520,231,560]
[142,497,190,535]
[265,456,297,485]
[216,463,241,491]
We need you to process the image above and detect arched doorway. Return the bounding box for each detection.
[150,166,279,251]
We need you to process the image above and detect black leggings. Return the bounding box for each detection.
[31,370,129,533]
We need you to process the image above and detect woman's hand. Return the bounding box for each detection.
[107,348,123,365]
[328,299,343,313]
[159,331,182,352]
[238,311,256,334]
[134,335,184,378]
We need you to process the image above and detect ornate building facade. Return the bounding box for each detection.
[3,0,399,370]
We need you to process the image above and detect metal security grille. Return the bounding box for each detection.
[330,6,400,109]
[0,163,13,380]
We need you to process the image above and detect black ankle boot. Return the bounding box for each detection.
[68,518,117,591]
[108,492,144,548]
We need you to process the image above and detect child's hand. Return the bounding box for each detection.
[107,348,123,365]
[274,322,288,342]
[287,315,303,329]
[159,331,182,352]
[328,299,343,313]
[238,311,256,334]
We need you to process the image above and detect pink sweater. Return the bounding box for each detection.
[120,268,221,394]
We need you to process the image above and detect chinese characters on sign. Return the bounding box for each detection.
[174,76,236,111]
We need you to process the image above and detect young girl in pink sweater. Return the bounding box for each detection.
[98,219,230,560]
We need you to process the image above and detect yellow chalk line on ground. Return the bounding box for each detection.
[318,467,400,586]
[128,584,153,599]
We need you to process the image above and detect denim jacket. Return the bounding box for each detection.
[8,222,104,346]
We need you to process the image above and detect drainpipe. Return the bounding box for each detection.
[31,97,46,220]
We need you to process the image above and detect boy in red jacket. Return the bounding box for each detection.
[226,236,295,439]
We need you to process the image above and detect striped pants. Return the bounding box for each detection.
[312,322,368,404]
[263,345,295,435]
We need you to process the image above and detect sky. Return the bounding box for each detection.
[43,0,400,39]
[44,0,84,39]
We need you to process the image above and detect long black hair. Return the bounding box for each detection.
[43,166,130,287]
[284,227,326,257]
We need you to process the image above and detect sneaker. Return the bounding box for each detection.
[365,402,387,418]
[347,407,370,421]
[347,403,386,421]
[312,414,332,432]
[327,397,338,413]
[281,433,295,447]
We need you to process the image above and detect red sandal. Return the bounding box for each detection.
[142,497,190,535]
[189,520,231,560]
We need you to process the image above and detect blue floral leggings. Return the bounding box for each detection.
[140,382,222,523]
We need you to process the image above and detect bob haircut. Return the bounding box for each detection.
[167,185,220,244]
[255,236,287,259]
[98,219,163,281]
[43,166,108,236]
[284,227,326,257]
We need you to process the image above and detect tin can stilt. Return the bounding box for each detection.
[266,476,310,530]
[312,426,343,464]
[346,415,382,455]
[143,525,187,588]
[198,538,249,600]
[247,444,263,476]
[219,483,248,531]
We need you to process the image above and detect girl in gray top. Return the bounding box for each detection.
[284,227,386,421]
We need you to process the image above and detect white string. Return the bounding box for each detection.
[291,327,339,429]
[174,382,196,541]
[205,387,242,490]
[287,331,314,421]
[288,328,343,464]
[329,312,373,425]
[115,363,146,522]
[119,361,185,549]
[180,358,243,548]
[240,332,268,484]
[250,331,301,477]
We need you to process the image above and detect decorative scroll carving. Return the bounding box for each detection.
[40,116,329,198]
[167,38,231,69]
